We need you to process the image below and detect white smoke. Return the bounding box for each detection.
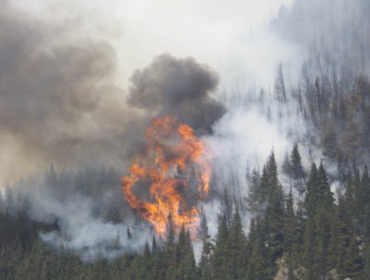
[27,185,153,262]
[4,0,366,263]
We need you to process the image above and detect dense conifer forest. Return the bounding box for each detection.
[1,149,370,279]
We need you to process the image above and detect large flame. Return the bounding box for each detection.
[122,116,210,235]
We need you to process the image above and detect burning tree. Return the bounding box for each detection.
[121,116,211,236]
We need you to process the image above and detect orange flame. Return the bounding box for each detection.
[122,116,210,236]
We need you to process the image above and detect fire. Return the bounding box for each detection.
[122,116,210,235]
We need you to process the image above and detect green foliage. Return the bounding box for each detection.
[0,154,369,280]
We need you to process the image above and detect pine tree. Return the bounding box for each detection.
[303,163,335,277]
[246,168,262,214]
[164,213,176,280]
[265,152,285,265]
[359,165,370,227]
[330,196,352,271]
[259,166,270,210]
[302,219,319,280]
[182,231,197,280]
[212,214,229,280]
[127,226,133,240]
[304,163,319,219]
[364,205,370,243]
[198,237,212,280]
[284,188,298,260]
[341,233,362,280]
[225,207,246,280]
[322,128,338,159]
[151,236,164,280]
[349,169,360,223]
[316,162,334,209]
[143,241,152,280]
[197,210,212,280]
[363,241,370,280]
[274,62,287,102]
[290,144,304,180]
[246,218,271,280]
[290,144,306,198]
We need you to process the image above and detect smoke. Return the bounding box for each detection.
[3,0,368,263]
[0,1,139,184]
[0,0,227,185]
[35,195,151,262]
[0,1,227,260]
[4,167,154,262]
[0,0,299,186]
[128,54,226,132]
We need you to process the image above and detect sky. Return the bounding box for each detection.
[0,0,311,259]
[0,0,293,187]
[13,0,293,88]
[3,0,367,260]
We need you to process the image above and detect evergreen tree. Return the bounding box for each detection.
[151,236,164,280]
[225,207,246,280]
[359,165,370,227]
[348,169,360,223]
[246,218,271,280]
[164,213,176,280]
[304,163,319,219]
[363,241,370,280]
[316,162,334,209]
[212,214,229,280]
[265,152,285,266]
[341,233,362,280]
[290,144,305,182]
[197,210,212,280]
[284,188,298,260]
[246,168,262,214]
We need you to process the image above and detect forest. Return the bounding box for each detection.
[1,148,370,280]
[1,0,370,279]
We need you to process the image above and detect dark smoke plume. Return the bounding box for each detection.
[128,54,226,132]
[0,2,226,260]
[0,1,225,185]
[0,1,140,182]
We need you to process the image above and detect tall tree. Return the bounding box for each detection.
[212,214,229,280]
[290,144,306,196]
[274,62,287,102]
[265,152,285,271]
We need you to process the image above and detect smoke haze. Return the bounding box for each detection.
[128,54,226,131]
[2,0,368,262]
[0,1,226,185]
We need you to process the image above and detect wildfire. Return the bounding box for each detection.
[122,116,210,235]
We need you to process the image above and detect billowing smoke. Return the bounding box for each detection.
[0,1,226,260]
[0,1,225,186]
[0,0,135,184]
[34,191,151,261]
[128,54,226,132]
[123,54,226,157]
[2,0,368,264]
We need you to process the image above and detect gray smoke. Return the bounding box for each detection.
[34,191,152,262]
[0,0,228,260]
[128,54,226,132]
[6,0,364,264]
[0,1,226,185]
[0,1,136,183]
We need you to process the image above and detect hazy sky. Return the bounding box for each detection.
[0,0,294,186]
[13,0,293,87]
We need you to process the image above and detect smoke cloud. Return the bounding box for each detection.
[128,54,226,131]
[0,1,227,260]
[3,0,366,263]
[0,1,225,185]
[0,1,136,184]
